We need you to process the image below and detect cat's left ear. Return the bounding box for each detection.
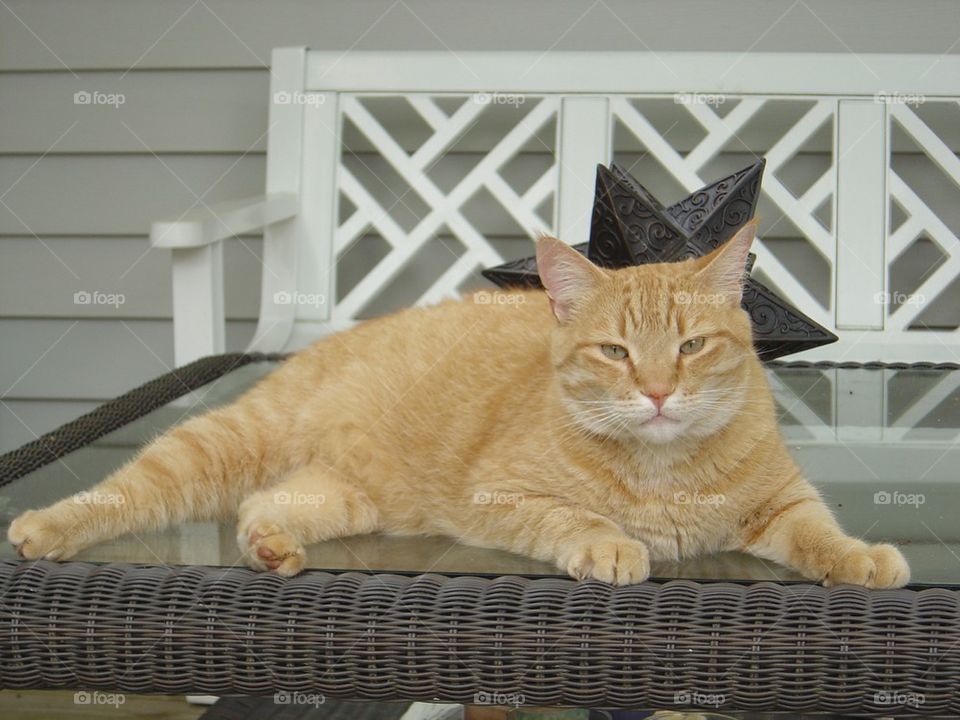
[695,219,758,300]
[536,236,606,322]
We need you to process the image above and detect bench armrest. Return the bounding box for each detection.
[150,193,298,248]
[151,194,299,366]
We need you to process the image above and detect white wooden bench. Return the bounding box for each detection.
[150,48,960,366]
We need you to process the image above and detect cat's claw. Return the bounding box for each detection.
[240,523,306,577]
[8,509,79,561]
[564,538,650,586]
[822,542,910,589]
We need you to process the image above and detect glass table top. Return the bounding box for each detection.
[2,359,958,587]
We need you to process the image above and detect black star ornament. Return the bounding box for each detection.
[481,160,838,361]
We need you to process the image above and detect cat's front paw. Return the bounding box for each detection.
[238,522,306,577]
[8,509,81,561]
[564,538,650,586]
[823,542,910,589]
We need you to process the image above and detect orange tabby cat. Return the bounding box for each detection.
[8,221,909,587]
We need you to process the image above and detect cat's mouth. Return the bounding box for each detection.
[631,412,687,443]
[640,413,680,426]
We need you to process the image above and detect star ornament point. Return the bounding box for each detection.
[482,160,838,360]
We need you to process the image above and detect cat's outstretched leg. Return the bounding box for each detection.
[461,495,650,585]
[741,481,910,588]
[236,463,379,577]
[8,404,276,561]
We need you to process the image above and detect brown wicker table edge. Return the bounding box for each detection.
[1,559,959,715]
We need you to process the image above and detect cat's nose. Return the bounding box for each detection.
[642,387,672,411]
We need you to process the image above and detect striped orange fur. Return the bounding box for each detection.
[8,221,909,587]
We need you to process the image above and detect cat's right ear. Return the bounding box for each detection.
[536,236,605,322]
[694,219,758,301]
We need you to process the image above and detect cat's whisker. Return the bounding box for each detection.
[555,411,628,437]
[554,405,645,442]
[552,409,621,433]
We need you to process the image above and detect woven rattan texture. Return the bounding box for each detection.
[1,561,957,714]
[0,352,287,486]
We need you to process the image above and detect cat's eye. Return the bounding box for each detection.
[601,344,628,360]
[680,337,706,355]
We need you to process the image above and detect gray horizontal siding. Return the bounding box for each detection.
[5,73,960,156]
[0,319,257,402]
[1,0,956,71]
[0,155,265,235]
[0,70,269,154]
[0,236,264,319]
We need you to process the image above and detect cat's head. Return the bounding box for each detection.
[537,221,759,446]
